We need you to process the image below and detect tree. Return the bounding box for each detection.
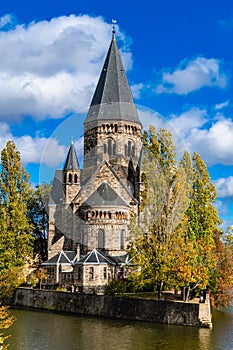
[211,228,233,308]
[28,183,51,261]
[0,141,34,297]
[129,127,190,298]
[175,151,219,300]
[0,305,14,350]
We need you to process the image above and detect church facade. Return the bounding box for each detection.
[42,31,142,293]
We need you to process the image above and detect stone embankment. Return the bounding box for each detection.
[13,288,212,328]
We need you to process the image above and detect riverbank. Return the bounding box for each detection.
[12,287,212,328]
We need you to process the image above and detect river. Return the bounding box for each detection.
[4,307,233,350]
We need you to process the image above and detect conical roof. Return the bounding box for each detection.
[63,143,79,170]
[84,34,141,127]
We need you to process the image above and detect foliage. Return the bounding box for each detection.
[0,141,35,299]
[104,279,128,296]
[129,126,190,298]
[211,229,233,308]
[28,184,51,261]
[0,305,14,350]
[27,267,48,289]
[0,141,34,271]
[129,127,226,303]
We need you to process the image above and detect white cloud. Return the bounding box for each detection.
[0,15,132,121]
[0,122,66,167]
[214,177,233,198]
[185,118,233,165]
[0,14,13,29]
[214,100,229,110]
[156,57,227,94]
[169,108,208,138]
[131,83,144,99]
[138,105,233,166]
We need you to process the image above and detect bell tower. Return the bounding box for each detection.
[82,31,142,191]
[63,142,80,203]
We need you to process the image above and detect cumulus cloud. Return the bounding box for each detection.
[214,177,233,198]
[0,15,132,121]
[138,105,233,166]
[156,57,227,94]
[0,122,66,167]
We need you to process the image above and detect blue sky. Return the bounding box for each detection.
[0,0,233,228]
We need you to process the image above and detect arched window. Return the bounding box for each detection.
[126,140,135,158]
[105,138,116,156]
[98,229,105,249]
[74,174,78,183]
[68,173,72,183]
[120,230,125,250]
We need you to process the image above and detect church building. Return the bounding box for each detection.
[42,29,142,293]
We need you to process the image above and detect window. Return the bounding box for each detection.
[120,230,125,250]
[125,140,135,158]
[103,267,107,279]
[104,138,116,156]
[89,267,94,280]
[98,229,105,249]
[68,173,72,182]
[77,267,82,281]
[74,174,78,183]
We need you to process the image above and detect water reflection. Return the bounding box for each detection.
[4,308,233,350]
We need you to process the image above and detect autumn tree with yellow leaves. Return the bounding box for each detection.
[129,126,231,305]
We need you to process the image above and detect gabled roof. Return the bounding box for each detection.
[84,35,141,127]
[76,249,114,265]
[82,181,128,208]
[42,251,77,265]
[63,143,79,171]
[74,160,138,206]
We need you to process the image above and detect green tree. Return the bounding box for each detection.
[177,151,219,300]
[0,141,34,297]
[28,183,51,261]
[129,127,190,298]
[211,228,233,308]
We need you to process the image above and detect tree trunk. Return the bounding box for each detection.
[157,281,164,299]
[185,286,190,302]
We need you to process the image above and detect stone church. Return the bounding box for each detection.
[42,30,142,293]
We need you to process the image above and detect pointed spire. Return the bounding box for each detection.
[63,142,79,170]
[84,29,141,127]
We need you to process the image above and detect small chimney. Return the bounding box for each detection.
[76,243,80,261]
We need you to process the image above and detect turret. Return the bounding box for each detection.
[63,142,80,203]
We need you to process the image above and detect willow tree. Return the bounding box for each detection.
[0,141,34,297]
[129,126,190,298]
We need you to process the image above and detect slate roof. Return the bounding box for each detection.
[49,170,64,205]
[42,251,77,265]
[84,35,141,126]
[63,143,79,171]
[81,181,128,208]
[76,249,115,265]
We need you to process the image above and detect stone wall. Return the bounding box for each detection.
[13,288,212,327]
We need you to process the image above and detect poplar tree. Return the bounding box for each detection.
[0,141,34,272]
[173,151,219,301]
[130,127,190,298]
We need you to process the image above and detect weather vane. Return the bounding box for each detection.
[112,19,117,35]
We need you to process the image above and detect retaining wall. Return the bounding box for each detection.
[13,288,212,327]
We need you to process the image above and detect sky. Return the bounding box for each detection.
[0,0,233,229]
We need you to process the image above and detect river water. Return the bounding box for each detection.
[4,307,233,350]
